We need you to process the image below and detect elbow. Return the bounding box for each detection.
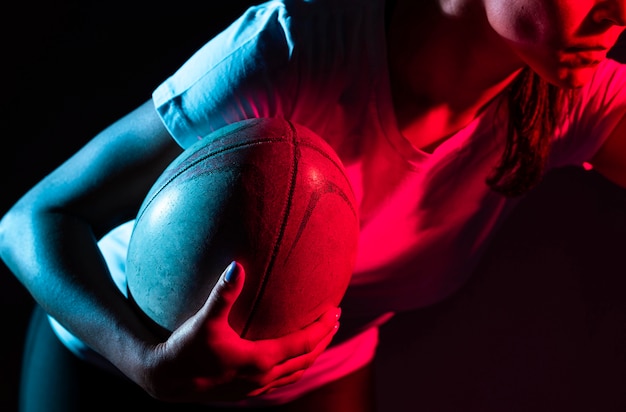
[0,212,7,262]
[0,200,39,269]
[0,204,24,266]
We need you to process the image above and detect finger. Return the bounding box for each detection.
[247,369,306,397]
[264,307,340,360]
[264,319,338,383]
[198,261,245,321]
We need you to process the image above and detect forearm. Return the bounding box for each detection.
[0,202,159,382]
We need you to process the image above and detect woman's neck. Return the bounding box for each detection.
[386,0,524,151]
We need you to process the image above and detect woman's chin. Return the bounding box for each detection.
[553,64,601,89]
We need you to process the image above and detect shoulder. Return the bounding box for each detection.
[572,57,626,188]
[576,58,626,113]
[549,59,626,169]
[156,0,385,91]
[583,58,626,189]
[590,100,626,189]
[152,0,386,148]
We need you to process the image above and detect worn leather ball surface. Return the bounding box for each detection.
[125,118,359,339]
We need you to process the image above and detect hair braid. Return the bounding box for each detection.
[487,67,569,197]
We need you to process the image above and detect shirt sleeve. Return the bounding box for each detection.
[152,2,295,149]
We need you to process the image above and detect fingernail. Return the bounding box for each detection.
[223,261,238,283]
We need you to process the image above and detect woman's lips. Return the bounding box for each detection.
[561,45,608,67]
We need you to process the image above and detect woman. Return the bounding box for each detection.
[1,0,625,410]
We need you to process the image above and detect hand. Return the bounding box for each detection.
[137,262,341,404]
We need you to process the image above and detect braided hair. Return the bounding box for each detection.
[487,67,572,197]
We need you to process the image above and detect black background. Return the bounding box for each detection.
[2,3,626,411]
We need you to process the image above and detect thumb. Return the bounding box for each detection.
[199,261,245,322]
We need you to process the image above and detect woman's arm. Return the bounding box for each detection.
[0,100,339,403]
[0,101,179,378]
